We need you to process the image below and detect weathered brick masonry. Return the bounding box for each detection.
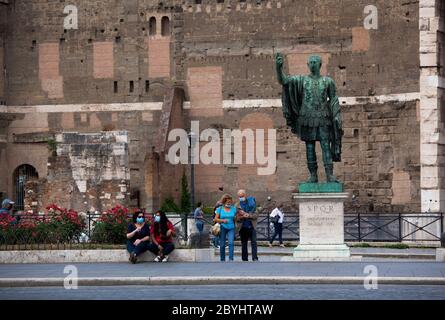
[0,0,442,214]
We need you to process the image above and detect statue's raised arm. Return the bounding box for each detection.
[275,53,289,85]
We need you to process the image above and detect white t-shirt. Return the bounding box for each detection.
[270,208,284,223]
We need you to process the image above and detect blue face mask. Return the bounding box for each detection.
[136,217,144,224]
[239,197,246,202]
[155,216,161,223]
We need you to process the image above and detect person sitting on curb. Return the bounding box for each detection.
[126,210,151,264]
[148,210,176,262]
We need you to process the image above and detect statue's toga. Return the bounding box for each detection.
[275,53,343,183]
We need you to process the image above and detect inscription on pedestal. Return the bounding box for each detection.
[299,200,345,245]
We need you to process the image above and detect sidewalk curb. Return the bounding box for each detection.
[215,250,436,260]
[1,276,444,287]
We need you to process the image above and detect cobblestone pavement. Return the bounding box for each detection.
[0,284,444,300]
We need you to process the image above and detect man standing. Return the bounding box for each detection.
[0,198,20,226]
[237,189,258,261]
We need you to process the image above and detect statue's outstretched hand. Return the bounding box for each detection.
[275,53,284,68]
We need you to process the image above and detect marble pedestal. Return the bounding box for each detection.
[292,192,350,260]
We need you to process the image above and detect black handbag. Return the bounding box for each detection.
[271,215,280,224]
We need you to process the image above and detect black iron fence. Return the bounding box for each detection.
[254,212,444,242]
[0,212,443,250]
[0,213,194,250]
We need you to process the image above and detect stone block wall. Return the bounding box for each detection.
[419,0,445,213]
[34,131,132,213]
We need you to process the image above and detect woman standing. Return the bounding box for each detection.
[214,194,238,262]
[269,204,285,247]
[126,210,151,264]
[148,210,176,262]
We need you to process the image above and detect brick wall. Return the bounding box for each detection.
[189,100,420,213]
[2,0,419,105]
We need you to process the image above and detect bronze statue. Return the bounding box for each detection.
[275,53,343,183]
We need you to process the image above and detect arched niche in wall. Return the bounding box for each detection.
[161,16,170,37]
[149,17,157,36]
[13,164,39,211]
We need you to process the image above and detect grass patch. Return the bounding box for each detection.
[351,243,371,248]
[351,243,410,249]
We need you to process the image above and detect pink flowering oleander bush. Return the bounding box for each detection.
[91,205,151,244]
[0,204,85,245]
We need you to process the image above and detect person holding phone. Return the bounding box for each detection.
[126,210,151,264]
[237,189,259,261]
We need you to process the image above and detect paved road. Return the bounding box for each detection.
[0,261,444,278]
[0,284,444,300]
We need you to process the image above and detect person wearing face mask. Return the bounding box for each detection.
[148,210,176,262]
[237,189,259,261]
[126,210,151,264]
[214,194,238,262]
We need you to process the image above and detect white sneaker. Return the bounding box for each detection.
[161,255,169,262]
[154,256,162,262]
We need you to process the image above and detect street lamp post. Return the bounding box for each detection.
[187,132,197,243]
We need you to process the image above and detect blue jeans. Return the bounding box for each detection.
[127,240,150,257]
[212,234,220,247]
[219,226,235,261]
[196,220,204,233]
[147,242,175,256]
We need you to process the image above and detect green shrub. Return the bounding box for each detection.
[203,207,216,216]
[160,197,180,214]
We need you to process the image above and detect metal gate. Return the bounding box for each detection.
[13,164,38,211]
